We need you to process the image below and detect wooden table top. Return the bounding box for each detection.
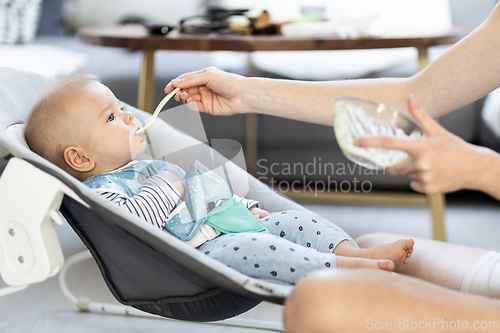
[77,24,467,52]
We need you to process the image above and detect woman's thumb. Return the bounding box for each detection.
[407,94,443,135]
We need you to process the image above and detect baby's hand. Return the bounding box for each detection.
[250,207,270,219]
[155,171,185,198]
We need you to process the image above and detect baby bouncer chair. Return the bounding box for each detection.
[0,67,342,330]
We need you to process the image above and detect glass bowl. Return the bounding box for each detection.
[333,96,424,170]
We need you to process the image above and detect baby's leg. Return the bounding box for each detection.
[260,210,413,271]
[259,210,354,254]
[198,233,393,285]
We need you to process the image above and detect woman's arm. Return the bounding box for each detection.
[468,148,500,201]
[166,3,500,125]
[408,2,500,118]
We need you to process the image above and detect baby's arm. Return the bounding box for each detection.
[232,194,270,219]
[249,207,271,219]
[232,194,260,210]
[155,171,184,198]
[94,173,183,229]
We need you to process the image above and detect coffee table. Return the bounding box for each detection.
[78,24,467,241]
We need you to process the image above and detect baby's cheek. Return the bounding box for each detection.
[139,139,148,153]
[130,137,148,158]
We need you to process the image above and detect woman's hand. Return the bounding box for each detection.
[249,207,271,219]
[164,67,248,116]
[354,95,491,195]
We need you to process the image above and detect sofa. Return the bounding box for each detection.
[8,0,500,190]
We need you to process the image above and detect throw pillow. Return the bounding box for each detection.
[36,0,65,35]
[0,0,42,44]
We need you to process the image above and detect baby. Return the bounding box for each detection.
[25,74,414,284]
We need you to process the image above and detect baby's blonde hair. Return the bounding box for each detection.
[25,73,99,175]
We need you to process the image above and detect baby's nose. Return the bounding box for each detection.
[124,111,134,123]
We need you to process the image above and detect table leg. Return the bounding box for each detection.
[428,194,446,241]
[246,56,259,176]
[138,50,156,113]
[245,114,258,176]
[417,47,430,73]
[418,46,447,242]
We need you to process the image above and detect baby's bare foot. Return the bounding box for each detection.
[335,239,414,271]
[336,256,395,272]
[363,239,414,271]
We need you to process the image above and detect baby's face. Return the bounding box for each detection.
[70,81,147,172]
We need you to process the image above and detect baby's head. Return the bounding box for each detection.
[26,74,147,180]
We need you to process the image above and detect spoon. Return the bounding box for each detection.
[136,87,180,134]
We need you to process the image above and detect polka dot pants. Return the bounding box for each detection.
[198,210,354,285]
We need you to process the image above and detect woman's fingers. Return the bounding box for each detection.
[409,180,424,193]
[385,158,416,176]
[410,180,437,195]
[185,101,204,112]
[185,86,202,95]
[171,67,220,91]
[174,90,182,102]
[165,68,214,94]
[187,93,202,102]
[172,72,210,89]
[354,136,421,155]
[355,135,427,178]
[407,171,441,195]
[178,91,196,102]
[165,69,207,93]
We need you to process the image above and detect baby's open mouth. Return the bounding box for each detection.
[131,125,146,142]
[133,124,143,135]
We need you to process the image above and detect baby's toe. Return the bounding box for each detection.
[405,239,415,249]
[379,260,395,272]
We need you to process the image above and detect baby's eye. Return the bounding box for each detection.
[120,105,125,111]
[107,113,115,122]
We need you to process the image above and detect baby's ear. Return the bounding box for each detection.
[64,146,95,172]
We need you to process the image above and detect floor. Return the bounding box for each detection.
[1,192,499,333]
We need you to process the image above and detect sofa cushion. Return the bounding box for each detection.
[482,88,500,140]
[37,0,65,35]
[63,0,204,31]
[0,44,85,77]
